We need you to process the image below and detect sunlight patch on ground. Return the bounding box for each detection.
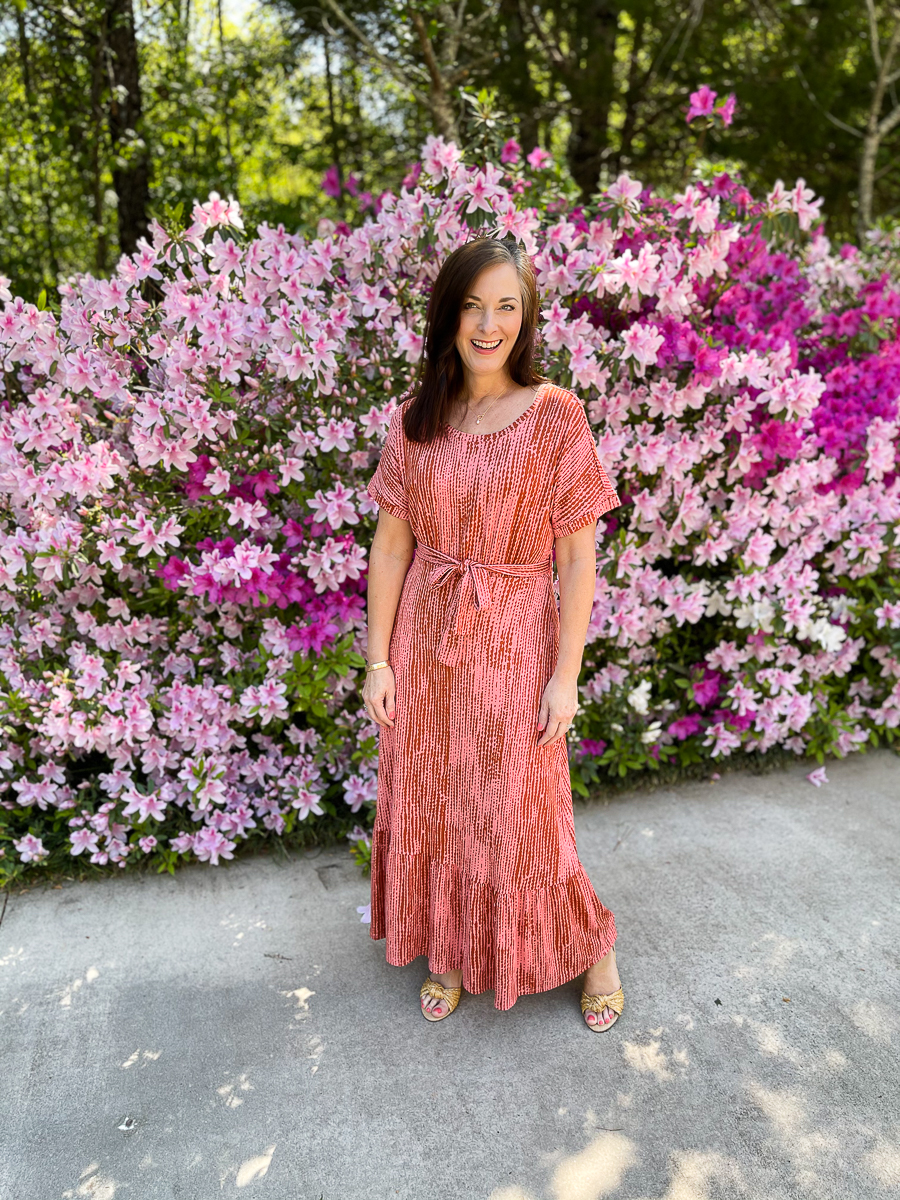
[746,1019,802,1063]
[548,1131,637,1200]
[747,1083,836,1187]
[622,1039,674,1081]
[281,985,315,1018]
[637,1149,745,1200]
[218,1073,254,1108]
[865,1138,900,1187]
[0,944,24,967]
[848,998,896,1044]
[235,1144,276,1187]
[59,966,100,1007]
[120,1049,161,1069]
[61,1164,118,1198]
[756,932,801,972]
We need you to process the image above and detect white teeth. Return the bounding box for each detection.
[472,339,501,349]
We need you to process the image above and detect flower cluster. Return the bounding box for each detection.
[1,127,898,880]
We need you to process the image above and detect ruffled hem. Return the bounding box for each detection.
[368,829,617,1011]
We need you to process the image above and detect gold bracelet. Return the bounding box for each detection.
[366,660,390,673]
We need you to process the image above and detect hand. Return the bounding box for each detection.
[537,672,578,747]
[363,664,396,729]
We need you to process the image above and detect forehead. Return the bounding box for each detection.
[467,260,521,297]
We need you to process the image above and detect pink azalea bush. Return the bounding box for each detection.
[1,132,899,882]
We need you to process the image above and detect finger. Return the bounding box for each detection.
[372,690,394,726]
[539,718,567,747]
[537,719,559,747]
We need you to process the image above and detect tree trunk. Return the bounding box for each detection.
[107,0,150,256]
[15,9,59,282]
[563,0,619,199]
[617,12,645,172]
[409,10,459,142]
[496,0,543,154]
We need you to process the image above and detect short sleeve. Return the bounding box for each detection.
[550,397,620,538]
[366,404,410,521]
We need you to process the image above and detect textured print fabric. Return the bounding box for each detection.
[365,381,622,1010]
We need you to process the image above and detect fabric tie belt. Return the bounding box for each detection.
[413,541,553,666]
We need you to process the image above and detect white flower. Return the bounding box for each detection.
[641,721,663,744]
[827,595,856,621]
[799,616,847,653]
[705,589,733,617]
[627,679,652,714]
[734,599,776,633]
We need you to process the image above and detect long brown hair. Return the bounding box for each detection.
[400,234,546,444]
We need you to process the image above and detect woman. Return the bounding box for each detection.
[362,233,624,1030]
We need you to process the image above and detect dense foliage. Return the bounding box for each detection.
[1,125,899,884]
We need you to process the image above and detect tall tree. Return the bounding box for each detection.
[107,0,150,255]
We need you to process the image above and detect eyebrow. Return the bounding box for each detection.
[466,294,520,302]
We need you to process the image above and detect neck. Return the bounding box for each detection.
[462,369,512,403]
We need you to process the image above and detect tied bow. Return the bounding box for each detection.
[414,542,553,666]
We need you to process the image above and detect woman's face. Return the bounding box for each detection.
[454,261,524,385]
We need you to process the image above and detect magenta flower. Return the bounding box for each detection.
[501,138,521,165]
[321,164,342,199]
[527,146,552,170]
[668,714,703,741]
[692,670,722,708]
[345,173,360,197]
[402,162,422,189]
[686,85,718,122]
[716,93,737,127]
[577,738,607,758]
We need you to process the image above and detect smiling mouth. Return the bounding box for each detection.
[471,338,502,351]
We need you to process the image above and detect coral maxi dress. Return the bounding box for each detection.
[365,381,621,1010]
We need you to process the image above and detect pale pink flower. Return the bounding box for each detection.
[605,174,643,212]
[14,834,47,863]
[620,323,664,376]
[225,498,267,530]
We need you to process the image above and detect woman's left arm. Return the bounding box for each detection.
[536,520,597,747]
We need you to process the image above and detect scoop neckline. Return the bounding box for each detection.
[443,381,550,439]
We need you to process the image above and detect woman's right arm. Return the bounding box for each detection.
[363,509,415,729]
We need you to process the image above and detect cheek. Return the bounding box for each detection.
[457,314,476,341]
[503,315,523,342]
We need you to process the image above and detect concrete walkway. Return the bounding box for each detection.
[1,752,898,1200]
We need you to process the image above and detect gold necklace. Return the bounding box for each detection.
[463,382,514,428]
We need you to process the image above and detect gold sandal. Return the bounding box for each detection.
[420,975,463,1022]
[581,985,624,1031]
